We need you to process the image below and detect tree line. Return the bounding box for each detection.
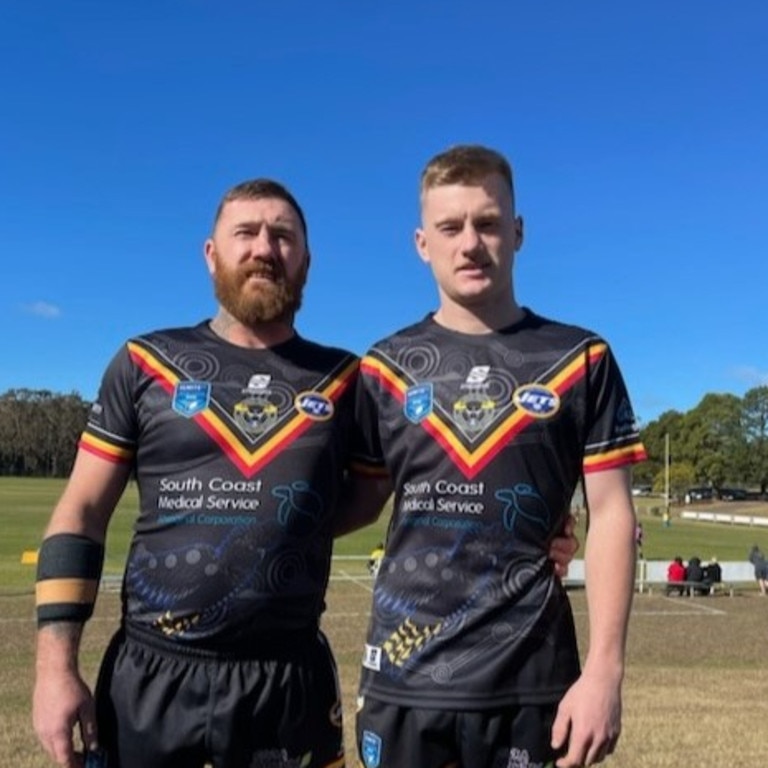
[0,389,90,476]
[1,386,767,495]
[635,386,768,499]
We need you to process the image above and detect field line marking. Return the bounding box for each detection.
[656,597,727,615]
[333,570,375,593]
[628,609,728,616]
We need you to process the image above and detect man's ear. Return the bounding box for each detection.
[515,216,524,252]
[415,228,430,264]
[203,239,216,275]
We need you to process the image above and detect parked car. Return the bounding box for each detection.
[688,487,715,501]
[718,487,747,501]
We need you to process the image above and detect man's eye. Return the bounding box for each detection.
[439,225,461,235]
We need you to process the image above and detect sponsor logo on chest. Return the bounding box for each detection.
[512,383,560,418]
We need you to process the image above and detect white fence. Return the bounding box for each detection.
[563,559,756,593]
[680,510,768,527]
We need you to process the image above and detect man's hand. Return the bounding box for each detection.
[550,666,622,767]
[549,514,580,578]
[33,667,98,767]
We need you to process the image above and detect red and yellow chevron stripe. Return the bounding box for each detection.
[80,343,358,479]
[362,344,624,480]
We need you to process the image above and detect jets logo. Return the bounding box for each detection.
[295,391,334,420]
[512,384,560,418]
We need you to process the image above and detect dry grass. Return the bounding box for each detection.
[4,570,768,767]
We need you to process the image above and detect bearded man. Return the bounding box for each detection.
[32,179,384,768]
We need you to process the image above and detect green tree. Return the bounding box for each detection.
[653,461,695,500]
[638,410,685,486]
[742,386,768,494]
[0,389,88,476]
[678,394,745,487]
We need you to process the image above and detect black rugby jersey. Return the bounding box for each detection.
[356,310,646,708]
[80,322,367,651]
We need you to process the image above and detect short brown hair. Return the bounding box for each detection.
[420,145,515,206]
[211,178,308,241]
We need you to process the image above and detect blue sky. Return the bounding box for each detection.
[1,1,766,425]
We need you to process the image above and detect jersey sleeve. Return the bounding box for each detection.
[78,343,139,465]
[348,352,388,478]
[582,340,647,474]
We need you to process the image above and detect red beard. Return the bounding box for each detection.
[212,254,307,326]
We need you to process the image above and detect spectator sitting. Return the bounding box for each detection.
[686,556,709,595]
[666,556,687,596]
[703,556,722,587]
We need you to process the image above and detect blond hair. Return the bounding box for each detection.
[419,145,515,207]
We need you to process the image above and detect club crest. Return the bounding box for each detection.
[453,365,496,435]
[404,383,433,423]
[172,381,211,418]
[234,373,278,436]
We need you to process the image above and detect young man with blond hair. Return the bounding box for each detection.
[354,145,645,768]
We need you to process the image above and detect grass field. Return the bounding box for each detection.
[3,478,768,766]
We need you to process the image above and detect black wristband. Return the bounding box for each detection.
[36,534,105,626]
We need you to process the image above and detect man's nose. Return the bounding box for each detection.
[459,224,482,254]
[251,226,277,257]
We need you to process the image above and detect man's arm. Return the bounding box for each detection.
[550,514,579,578]
[333,472,392,538]
[551,466,636,767]
[33,449,131,767]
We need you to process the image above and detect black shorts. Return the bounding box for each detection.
[356,697,561,768]
[95,628,345,768]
